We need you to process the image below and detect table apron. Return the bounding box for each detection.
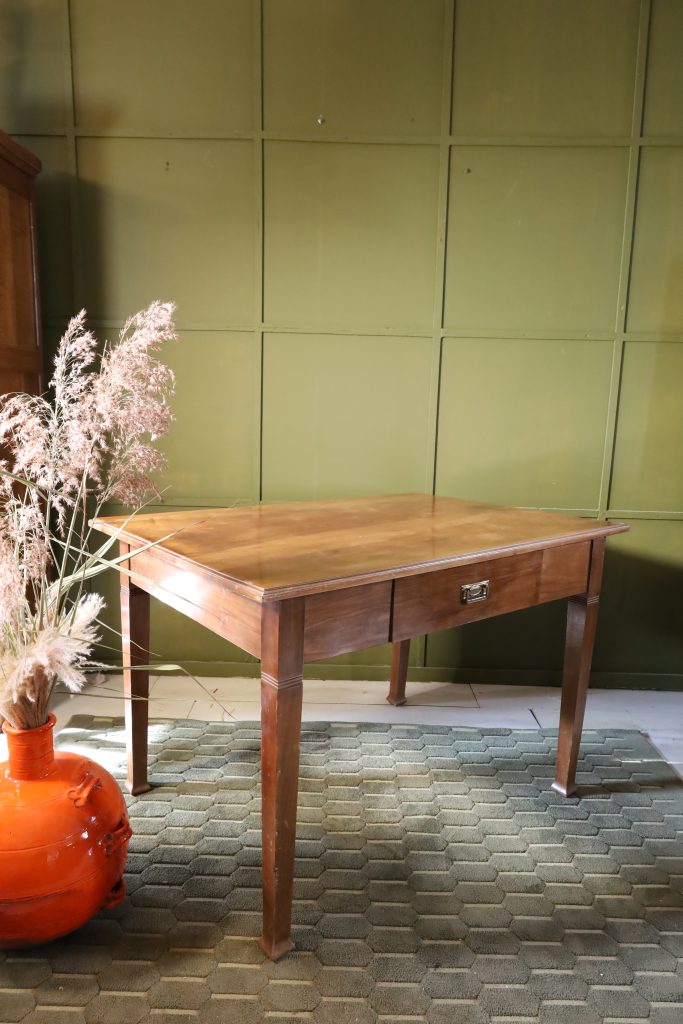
[123,540,591,665]
[122,545,262,658]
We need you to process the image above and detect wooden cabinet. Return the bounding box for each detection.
[0,131,42,396]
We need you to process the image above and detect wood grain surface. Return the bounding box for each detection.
[93,494,627,602]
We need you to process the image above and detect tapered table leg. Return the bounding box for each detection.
[259,599,305,961]
[553,539,606,797]
[120,543,151,796]
[387,639,410,706]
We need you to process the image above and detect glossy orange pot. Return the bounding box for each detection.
[0,713,131,948]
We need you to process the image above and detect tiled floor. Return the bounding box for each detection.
[17,674,683,779]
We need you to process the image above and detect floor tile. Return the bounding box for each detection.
[51,693,125,729]
[187,701,235,722]
[645,736,683,762]
[224,700,538,728]
[472,683,559,703]
[150,674,211,699]
[148,698,194,719]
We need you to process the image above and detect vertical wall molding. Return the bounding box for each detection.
[597,0,652,518]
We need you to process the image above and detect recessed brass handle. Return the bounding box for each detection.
[460,580,489,604]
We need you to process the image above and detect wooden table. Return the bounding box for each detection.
[92,494,627,960]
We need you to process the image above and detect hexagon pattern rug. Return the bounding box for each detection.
[1,716,682,1024]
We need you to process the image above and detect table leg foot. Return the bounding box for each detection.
[126,781,153,796]
[258,935,295,962]
[387,639,410,706]
[550,780,577,798]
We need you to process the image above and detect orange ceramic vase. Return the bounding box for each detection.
[0,713,131,948]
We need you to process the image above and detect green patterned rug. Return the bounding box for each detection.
[1,717,682,1024]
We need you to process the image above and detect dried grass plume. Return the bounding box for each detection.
[0,302,177,729]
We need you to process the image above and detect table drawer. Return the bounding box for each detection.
[391,541,590,641]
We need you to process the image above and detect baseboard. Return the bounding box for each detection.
[118,660,683,691]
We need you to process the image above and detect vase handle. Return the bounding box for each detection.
[100,818,133,857]
[67,772,102,808]
[102,876,126,909]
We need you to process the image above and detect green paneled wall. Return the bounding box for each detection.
[2,0,682,687]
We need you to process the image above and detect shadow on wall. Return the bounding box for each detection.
[0,1,116,341]
[432,546,683,690]
[593,545,683,683]
[0,0,33,129]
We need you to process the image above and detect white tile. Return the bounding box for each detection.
[196,677,260,701]
[473,683,559,704]
[524,700,563,729]
[150,674,209,699]
[197,676,477,707]
[181,675,481,708]
[301,679,476,706]
[225,700,538,728]
[645,736,683,763]
[148,698,194,719]
[398,682,476,707]
[529,700,642,731]
[51,694,125,733]
[187,701,234,722]
[90,673,125,692]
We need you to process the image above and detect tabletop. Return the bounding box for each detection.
[93,494,628,602]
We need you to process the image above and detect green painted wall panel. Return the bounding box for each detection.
[77,138,255,326]
[426,602,567,674]
[627,148,683,333]
[594,520,683,676]
[320,641,423,671]
[70,0,254,135]
[264,142,440,331]
[150,603,257,666]
[157,332,258,503]
[444,147,628,333]
[436,338,612,510]
[610,342,683,512]
[643,0,683,137]
[262,334,436,501]
[0,0,68,133]
[263,0,445,136]
[23,135,74,319]
[452,0,639,138]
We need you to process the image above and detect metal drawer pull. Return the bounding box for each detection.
[460,580,490,604]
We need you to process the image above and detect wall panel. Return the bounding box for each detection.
[642,0,683,136]
[262,333,436,501]
[444,147,628,333]
[436,338,612,510]
[77,138,255,326]
[595,520,683,679]
[610,342,683,512]
[452,0,639,138]
[22,135,73,319]
[263,0,445,136]
[0,0,69,133]
[627,148,683,334]
[71,0,254,135]
[264,142,440,331]
[158,332,259,503]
